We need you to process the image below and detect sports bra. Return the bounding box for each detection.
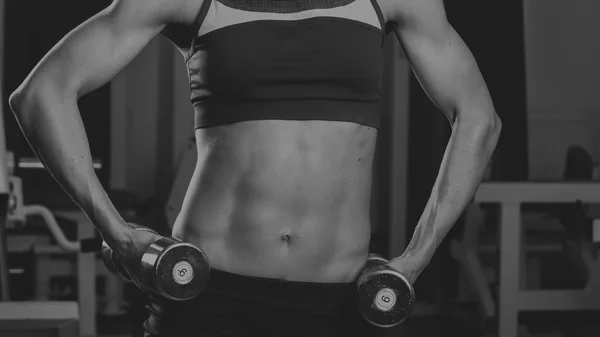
[184,0,393,129]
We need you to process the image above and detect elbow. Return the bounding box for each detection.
[9,83,43,119]
[473,113,501,146]
[478,113,502,151]
[459,111,502,136]
[8,87,43,131]
[455,111,502,148]
[8,88,37,135]
[9,79,68,121]
[485,113,502,138]
[8,89,26,117]
[9,66,77,116]
[489,113,502,138]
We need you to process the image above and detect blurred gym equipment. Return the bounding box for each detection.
[0,159,142,337]
[0,4,140,336]
[452,156,600,337]
[0,3,81,336]
[0,154,96,335]
[0,301,80,337]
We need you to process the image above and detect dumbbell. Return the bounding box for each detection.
[356,253,415,328]
[101,226,211,301]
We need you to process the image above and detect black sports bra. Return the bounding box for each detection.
[183,0,392,129]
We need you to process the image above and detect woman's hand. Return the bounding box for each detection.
[386,255,428,285]
[111,224,163,287]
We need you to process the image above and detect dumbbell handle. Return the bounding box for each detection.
[100,226,161,282]
[364,253,388,268]
[102,234,211,301]
[357,253,389,283]
[101,241,133,282]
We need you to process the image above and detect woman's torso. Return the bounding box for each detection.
[166,0,393,283]
[172,121,377,283]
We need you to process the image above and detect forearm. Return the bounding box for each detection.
[9,83,130,248]
[403,116,500,266]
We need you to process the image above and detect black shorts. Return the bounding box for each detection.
[143,268,382,337]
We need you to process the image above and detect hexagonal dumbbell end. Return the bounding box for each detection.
[139,237,211,301]
[356,253,415,328]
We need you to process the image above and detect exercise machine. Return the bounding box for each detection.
[452,182,600,337]
[0,154,138,337]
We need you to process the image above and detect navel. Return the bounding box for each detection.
[280,229,293,243]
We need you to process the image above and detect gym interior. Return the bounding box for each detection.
[1,1,600,337]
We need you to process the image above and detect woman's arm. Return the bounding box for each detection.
[8,0,178,250]
[388,0,501,281]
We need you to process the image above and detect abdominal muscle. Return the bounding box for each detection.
[171,119,377,283]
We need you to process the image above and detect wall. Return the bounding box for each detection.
[110,39,164,198]
[525,0,600,180]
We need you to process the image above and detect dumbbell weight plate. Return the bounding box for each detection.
[357,266,415,328]
[140,237,210,301]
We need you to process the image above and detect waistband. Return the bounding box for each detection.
[205,268,356,305]
[193,99,381,129]
[144,268,363,336]
[149,268,358,310]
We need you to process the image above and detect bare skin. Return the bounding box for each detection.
[174,121,376,282]
[9,0,500,287]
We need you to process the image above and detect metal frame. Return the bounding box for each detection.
[475,182,600,337]
[450,204,497,319]
[54,210,97,337]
